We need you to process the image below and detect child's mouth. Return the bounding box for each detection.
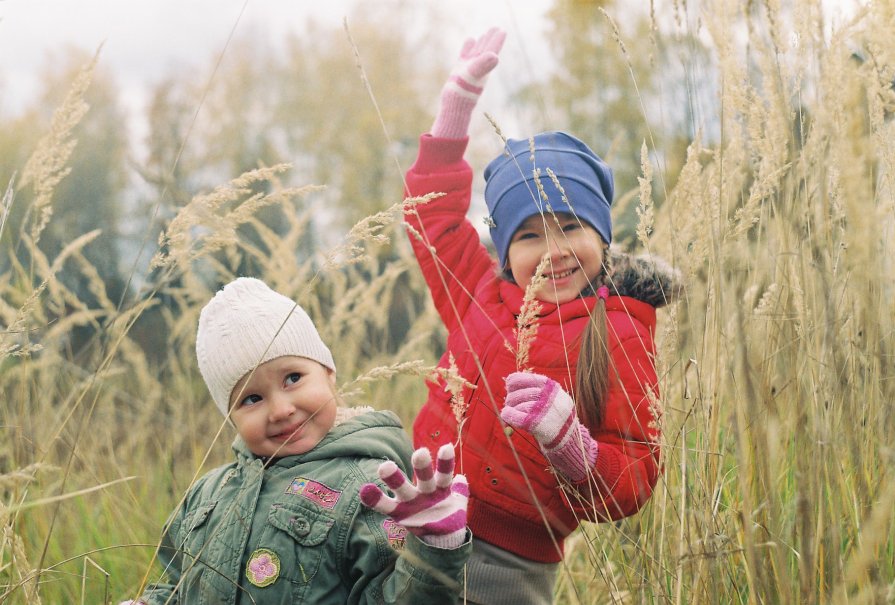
[271,425,303,442]
[544,267,576,280]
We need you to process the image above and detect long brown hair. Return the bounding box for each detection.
[575,251,612,429]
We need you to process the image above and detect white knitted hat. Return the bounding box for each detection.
[196,277,336,415]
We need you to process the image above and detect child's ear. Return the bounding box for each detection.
[327,368,337,386]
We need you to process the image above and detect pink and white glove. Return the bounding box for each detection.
[501,372,598,482]
[431,27,506,139]
[360,443,469,549]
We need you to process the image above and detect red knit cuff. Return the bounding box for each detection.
[409,134,469,174]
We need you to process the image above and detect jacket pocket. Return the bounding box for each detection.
[266,502,335,585]
[180,502,216,553]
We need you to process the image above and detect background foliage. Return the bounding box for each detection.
[2,0,894,603]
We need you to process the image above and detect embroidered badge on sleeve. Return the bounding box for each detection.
[382,518,407,550]
[246,548,280,587]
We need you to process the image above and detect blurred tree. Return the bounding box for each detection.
[125,6,450,357]
[0,105,38,254]
[0,48,129,357]
[516,0,710,243]
[139,75,202,212]
[273,11,442,233]
[134,8,445,259]
[266,10,447,355]
[37,50,129,296]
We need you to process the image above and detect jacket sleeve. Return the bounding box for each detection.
[347,516,472,605]
[569,310,661,522]
[404,134,497,332]
[137,505,185,605]
[136,466,227,605]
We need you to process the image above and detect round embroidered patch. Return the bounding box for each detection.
[246,548,280,588]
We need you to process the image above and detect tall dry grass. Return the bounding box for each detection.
[0,69,439,600]
[552,1,895,604]
[2,1,894,603]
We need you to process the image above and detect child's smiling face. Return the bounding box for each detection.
[229,356,338,458]
[506,212,606,305]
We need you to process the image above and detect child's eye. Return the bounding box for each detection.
[240,394,263,407]
[285,372,302,386]
[514,231,539,241]
[562,222,580,232]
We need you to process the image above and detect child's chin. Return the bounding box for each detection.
[538,290,577,305]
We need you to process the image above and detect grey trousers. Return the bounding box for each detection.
[462,537,559,605]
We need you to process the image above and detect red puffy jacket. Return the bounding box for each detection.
[405,135,665,563]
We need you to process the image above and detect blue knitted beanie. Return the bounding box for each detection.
[483,131,614,268]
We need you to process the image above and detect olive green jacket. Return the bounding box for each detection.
[139,410,470,604]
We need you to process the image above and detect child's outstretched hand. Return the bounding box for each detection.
[502,372,598,482]
[431,27,506,139]
[360,443,468,549]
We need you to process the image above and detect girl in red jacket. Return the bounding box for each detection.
[404,28,680,604]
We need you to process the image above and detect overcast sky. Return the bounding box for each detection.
[0,1,556,257]
[0,0,550,121]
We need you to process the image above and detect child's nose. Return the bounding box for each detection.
[269,393,295,420]
[547,233,570,258]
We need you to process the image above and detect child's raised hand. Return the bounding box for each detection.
[502,372,598,482]
[431,27,507,139]
[360,443,469,549]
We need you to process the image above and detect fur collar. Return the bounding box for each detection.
[605,248,683,308]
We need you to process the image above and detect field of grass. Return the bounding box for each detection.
[2,2,894,603]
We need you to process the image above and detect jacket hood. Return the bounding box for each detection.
[232,409,410,468]
[606,248,683,308]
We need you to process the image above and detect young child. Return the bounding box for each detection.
[121,277,470,605]
[404,28,680,604]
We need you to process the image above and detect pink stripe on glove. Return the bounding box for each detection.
[502,372,598,482]
[360,443,468,549]
[431,27,506,139]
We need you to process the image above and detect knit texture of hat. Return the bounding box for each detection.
[196,277,336,415]
[483,131,614,268]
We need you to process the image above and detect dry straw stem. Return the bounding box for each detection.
[429,353,476,428]
[484,112,509,148]
[2,524,42,604]
[322,261,406,347]
[0,464,57,492]
[19,47,99,246]
[0,279,49,359]
[511,254,549,372]
[3,477,136,515]
[323,201,405,270]
[636,140,655,248]
[151,164,316,271]
[338,359,432,400]
[402,195,447,257]
[545,168,569,211]
[240,211,314,289]
[28,229,102,315]
[0,172,15,244]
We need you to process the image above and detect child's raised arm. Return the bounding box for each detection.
[404,28,506,331]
